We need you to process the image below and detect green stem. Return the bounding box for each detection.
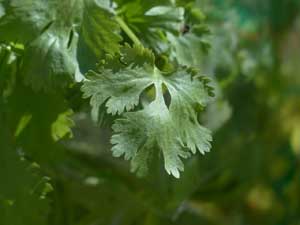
[116,16,142,46]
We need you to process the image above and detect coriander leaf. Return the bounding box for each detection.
[21,26,81,91]
[83,66,154,118]
[82,45,212,178]
[117,1,184,52]
[82,44,155,120]
[167,6,211,67]
[167,29,210,67]
[0,0,121,91]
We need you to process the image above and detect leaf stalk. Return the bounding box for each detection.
[115,16,142,46]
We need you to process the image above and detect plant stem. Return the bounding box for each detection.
[115,16,142,46]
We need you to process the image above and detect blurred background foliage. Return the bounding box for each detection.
[1,0,300,224]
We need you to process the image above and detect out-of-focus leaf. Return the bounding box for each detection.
[0,104,51,225]
[0,43,18,97]
[51,109,74,142]
[118,0,184,52]
[0,0,121,91]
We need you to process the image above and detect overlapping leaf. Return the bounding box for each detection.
[117,0,211,67]
[117,0,184,52]
[0,0,121,91]
[167,6,211,67]
[6,83,74,163]
[0,104,51,225]
[82,45,212,178]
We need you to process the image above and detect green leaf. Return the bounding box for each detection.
[0,43,18,97]
[81,0,121,58]
[0,0,121,91]
[167,5,211,67]
[167,29,210,67]
[83,44,155,121]
[0,150,51,225]
[82,45,212,178]
[7,83,72,163]
[51,109,74,142]
[14,113,32,137]
[21,25,81,91]
[117,1,211,67]
[0,153,51,225]
[118,1,184,52]
[0,105,51,225]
